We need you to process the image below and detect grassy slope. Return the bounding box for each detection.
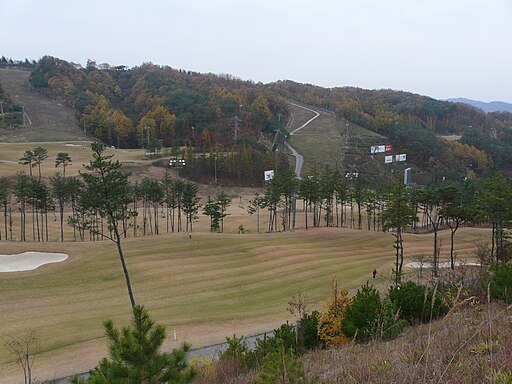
[0,227,488,382]
[286,103,386,176]
[0,69,85,142]
[231,301,512,384]
[302,301,512,383]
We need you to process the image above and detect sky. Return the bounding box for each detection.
[2,0,511,103]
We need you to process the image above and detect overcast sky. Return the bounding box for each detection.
[2,0,511,102]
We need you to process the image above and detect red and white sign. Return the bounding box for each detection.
[371,144,393,154]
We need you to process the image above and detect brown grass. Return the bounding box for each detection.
[0,69,85,143]
[0,227,489,383]
[300,301,512,384]
[0,142,152,179]
[209,296,512,384]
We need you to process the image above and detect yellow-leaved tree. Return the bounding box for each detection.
[318,276,352,347]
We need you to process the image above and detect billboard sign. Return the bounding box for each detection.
[371,144,393,154]
[169,159,186,167]
[384,155,393,164]
[264,170,274,182]
[395,154,407,162]
[371,145,384,154]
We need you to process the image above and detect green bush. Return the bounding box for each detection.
[389,281,448,324]
[222,334,249,360]
[297,310,320,351]
[82,305,195,383]
[273,322,297,352]
[489,262,512,302]
[220,334,255,370]
[342,283,382,341]
[254,322,298,364]
[255,344,317,384]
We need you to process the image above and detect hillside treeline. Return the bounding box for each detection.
[28,56,288,151]
[271,81,512,174]
[24,55,512,178]
[3,145,511,267]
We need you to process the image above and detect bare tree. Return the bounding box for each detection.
[5,330,40,384]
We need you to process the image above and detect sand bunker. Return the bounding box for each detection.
[0,252,68,272]
[405,261,481,269]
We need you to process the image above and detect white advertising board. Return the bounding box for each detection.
[385,155,393,164]
[371,144,393,154]
[264,170,274,181]
[371,145,385,154]
[395,154,407,162]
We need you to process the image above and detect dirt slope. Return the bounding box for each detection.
[0,69,86,142]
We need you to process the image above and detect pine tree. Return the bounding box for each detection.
[84,305,195,384]
[78,143,137,307]
[256,343,316,384]
[382,179,416,285]
[55,152,72,178]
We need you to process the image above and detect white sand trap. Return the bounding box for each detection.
[0,252,68,272]
[65,143,83,147]
[405,261,481,269]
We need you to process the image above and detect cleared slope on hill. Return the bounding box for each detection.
[286,102,387,177]
[0,69,86,142]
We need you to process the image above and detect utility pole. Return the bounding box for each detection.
[234,104,243,141]
[233,115,241,141]
[144,126,150,155]
[214,156,217,183]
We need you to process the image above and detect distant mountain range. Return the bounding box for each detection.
[447,98,512,113]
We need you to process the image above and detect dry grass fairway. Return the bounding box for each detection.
[0,226,489,383]
[0,142,150,179]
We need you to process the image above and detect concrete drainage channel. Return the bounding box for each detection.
[45,330,275,384]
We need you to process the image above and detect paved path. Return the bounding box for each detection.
[288,102,320,135]
[47,331,275,383]
[285,102,321,178]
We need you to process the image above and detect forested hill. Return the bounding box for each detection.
[28,56,288,151]
[270,81,512,177]
[25,55,512,179]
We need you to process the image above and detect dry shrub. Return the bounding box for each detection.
[191,356,257,384]
[303,301,512,383]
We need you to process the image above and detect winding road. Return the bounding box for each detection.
[285,102,320,178]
